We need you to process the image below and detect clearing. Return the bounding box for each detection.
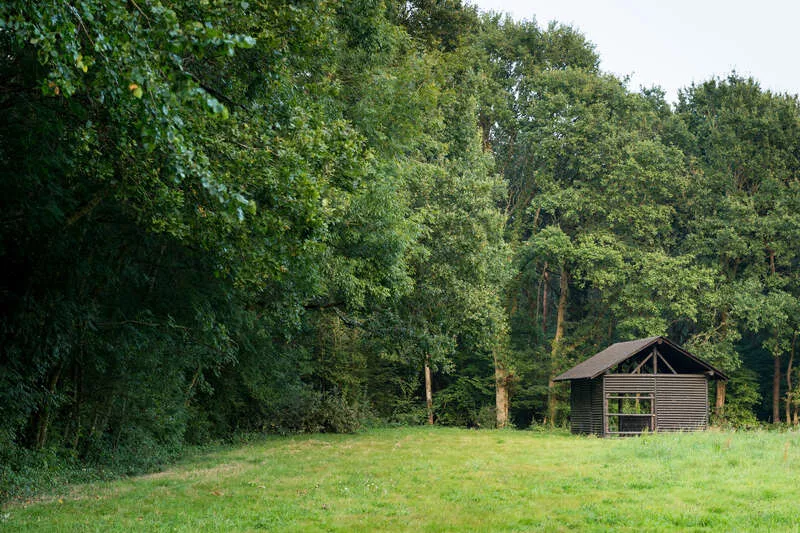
[3,427,800,531]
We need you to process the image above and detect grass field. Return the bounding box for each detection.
[3,427,800,531]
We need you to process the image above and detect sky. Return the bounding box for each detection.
[470,0,800,103]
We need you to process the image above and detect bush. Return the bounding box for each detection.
[717,369,761,429]
[0,445,107,504]
[474,405,497,429]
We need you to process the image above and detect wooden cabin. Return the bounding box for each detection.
[554,336,728,436]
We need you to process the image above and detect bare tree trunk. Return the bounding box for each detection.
[786,332,796,424]
[547,265,568,427]
[479,113,492,152]
[715,380,727,421]
[185,366,203,407]
[71,362,84,449]
[495,362,510,428]
[773,355,782,424]
[425,354,434,425]
[113,397,127,452]
[541,263,549,335]
[35,363,63,449]
[767,249,781,425]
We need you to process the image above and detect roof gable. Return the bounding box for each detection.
[553,336,728,381]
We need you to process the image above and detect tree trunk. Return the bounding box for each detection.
[773,355,781,424]
[71,360,84,449]
[425,354,434,425]
[547,265,568,427]
[479,113,492,152]
[113,397,127,452]
[35,363,63,449]
[714,380,726,421]
[786,332,796,424]
[495,362,510,428]
[541,263,549,335]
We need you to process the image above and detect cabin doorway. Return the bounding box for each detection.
[604,392,655,435]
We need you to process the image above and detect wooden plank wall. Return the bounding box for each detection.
[569,374,709,436]
[590,379,604,435]
[570,379,593,434]
[570,379,606,435]
[654,375,708,430]
[602,374,708,433]
[604,374,655,393]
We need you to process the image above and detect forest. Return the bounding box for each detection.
[2,0,800,488]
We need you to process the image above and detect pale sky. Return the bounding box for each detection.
[470,0,800,104]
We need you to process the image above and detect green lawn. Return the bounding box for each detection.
[3,427,800,532]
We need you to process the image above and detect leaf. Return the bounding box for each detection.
[76,54,88,72]
[128,83,143,98]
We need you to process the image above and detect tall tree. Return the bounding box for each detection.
[675,75,800,423]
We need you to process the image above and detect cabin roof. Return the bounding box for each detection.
[553,336,728,381]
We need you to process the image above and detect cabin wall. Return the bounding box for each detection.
[570,379,592,434]
[601,374,709,434]
[654,375,708,430]
[604,374,655,393]
[569,378,604,435]
[590,378,603,435]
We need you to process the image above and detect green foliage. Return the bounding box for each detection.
[1,0,516,488]
[0,0,411,477]
[721,369,763,428]
[4,0,800,503]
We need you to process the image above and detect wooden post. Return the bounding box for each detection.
[652,377,657,432]
[632,353,653,374]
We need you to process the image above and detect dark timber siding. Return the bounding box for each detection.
[654,375,708,430]
[570,380,592,434]
[604,375,655,393]
[599,374,708,434]
[590,379,603,435]
[569,378,605,435]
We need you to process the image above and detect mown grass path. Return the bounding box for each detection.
[3,427,800,531]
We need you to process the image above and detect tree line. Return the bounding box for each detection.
[2,0,799,478]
